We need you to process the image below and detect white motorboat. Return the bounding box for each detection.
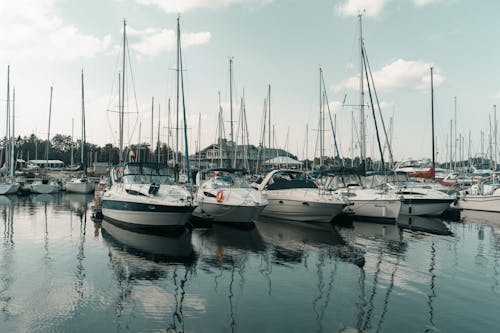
[101,162,195,232]
[65,176,96,194]
[193,168,268,223]
[30,178,61,194]
[256,169,346,223]
[325,172,401,222]
[371,172,455,216]
[456,185,500,213]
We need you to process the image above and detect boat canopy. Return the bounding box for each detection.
[265,170,317,190]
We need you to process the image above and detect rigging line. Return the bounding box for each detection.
[362,46,385,166]
[320,69,342,163]
[125,35,139,146]
[362,42,394,166]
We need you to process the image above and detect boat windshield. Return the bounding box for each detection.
[118,163,174,184]
[266,172,317,190]
[326,174,360,189]
[202,170,253,189]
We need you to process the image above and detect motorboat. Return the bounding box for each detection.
[366,171,454,217]
[193,168,268,223]
[456,184,500,213]
[325,171,401,222]
[65,176,96,194]
[101,162,195,232]
[256,169,346,223]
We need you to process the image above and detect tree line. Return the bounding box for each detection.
[9,133,181,166]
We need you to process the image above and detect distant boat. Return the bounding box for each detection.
[0,65,20,195]
[66,70,95,194]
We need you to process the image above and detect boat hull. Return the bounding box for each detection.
[30,183,60,194]
[194,202,266,223]
[101,199,193,231]
[261,198,345,223]
[348,199,401,222]
[0,183,19,195]
[400,198,453,216]
[456,195,500,213]
[65,181,96,194]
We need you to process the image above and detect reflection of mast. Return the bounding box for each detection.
[0,204,14,317]
[74,201,87,308]
[362,248,384,331]
[355,268,366,331]
[228,265,236,333]
[426,242,437,332]
[376,257,400,333]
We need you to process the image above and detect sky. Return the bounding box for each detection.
[0,0,499,163]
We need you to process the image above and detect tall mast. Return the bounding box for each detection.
[454,96,457,169]
[229,57,234,143]
[119,19,126,162]
[157,103,161,163]
[431,67,435,177]
[178,16,191,182]
[71,118,74,166]
[268,84,271,151]
[358,14,366,166]
[10,87,15,178]
[167,98,171,163]
[5,65,10,171]
[494,104,497,170]
[81,69,86,173]
[319,67,323,167]
[46,86,53,166]
[175,15,180,164]
[151,96,154,162]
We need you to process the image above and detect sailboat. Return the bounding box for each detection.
[0,65,20,195]
[66,70,96,193]
[101,19,195,232]
[30,86,61,194]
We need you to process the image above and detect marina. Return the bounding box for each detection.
[0,193,498,332]
[2,1,500,332]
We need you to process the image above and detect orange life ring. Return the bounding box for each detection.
[216,190,224,203]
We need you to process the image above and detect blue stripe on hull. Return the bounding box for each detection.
[102,199,194,213]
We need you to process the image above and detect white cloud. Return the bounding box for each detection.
[0,0,111,61]
[136,0,273,13]
[332,59,445,92]
[126,26,211,56]
[335,0,390,17]
[414,0,448,7]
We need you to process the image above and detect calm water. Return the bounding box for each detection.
[0,194,499,332]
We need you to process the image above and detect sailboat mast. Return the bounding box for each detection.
[494,104,497,170]
[229,57,234,144]
[157,103,161,163]
[178,17,191,183]
[319,67,324,167]
[431,67,435,176]
[358,14,366,166]
[151,96,154,162]
[5,65,10,172]
[81,69,86,173]
[167,98,171,163]
[119,20,126,162]
[268,84,271,151]
[46,86,53,165]
[175,16,180,164]
[71,118,74,166]
[10,87,15,178]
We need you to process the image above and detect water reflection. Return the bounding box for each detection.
[256,218,365,267]
[397,215,452,236]
[102,221,196,332]
[0,196,15,319]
